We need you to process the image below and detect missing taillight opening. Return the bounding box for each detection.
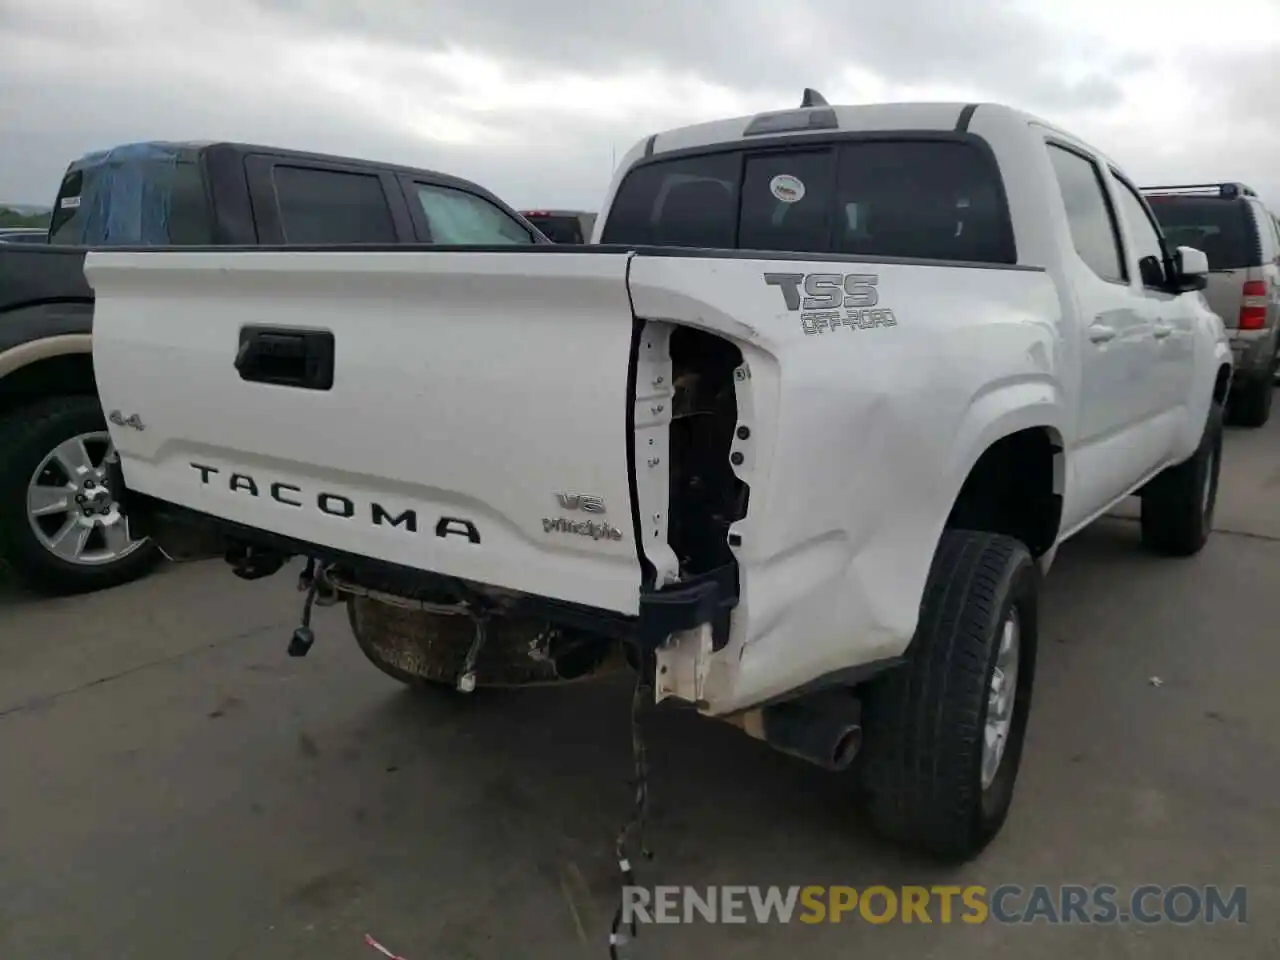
[667,327,749,579]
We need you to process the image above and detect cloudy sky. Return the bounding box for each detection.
[2,0,1278,210]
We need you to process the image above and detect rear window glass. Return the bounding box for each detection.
[272,166,397,244]
[526,215,584,243]
[1145,196,1257,270]
[602,152,739,248]
[600,139,1014,264]
[739,151,835,254]
[49,157,212,246]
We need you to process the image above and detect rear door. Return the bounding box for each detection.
[1043,141,1156,457]
[243,156,417,244]
[1107,170,1194,421]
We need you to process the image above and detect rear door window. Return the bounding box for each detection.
[1045,144,1125,283]
[414,184,534,244]
[1145,196,1257,270]
[271,165,397,244]
[599,139,1014,263]
[1111,174,1169,289]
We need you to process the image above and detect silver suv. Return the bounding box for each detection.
[1144,182,1280,426]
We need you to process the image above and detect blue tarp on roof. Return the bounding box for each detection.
[69,142,181,245]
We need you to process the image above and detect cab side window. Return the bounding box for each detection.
[1045,144,1125,283]
[414,184,534,245]
[1111,175,1169,289]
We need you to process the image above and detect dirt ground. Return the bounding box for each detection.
[2,420,1279,958]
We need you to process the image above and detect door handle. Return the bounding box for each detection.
[1088,323,1117,344]
[235,326,335,390]
[1152,322,1173,339]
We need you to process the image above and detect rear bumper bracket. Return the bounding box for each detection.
[105,480,739,649]
[636,563,738,653]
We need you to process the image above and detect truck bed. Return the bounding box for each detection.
[0,245,93,358]
[0,244,92,312]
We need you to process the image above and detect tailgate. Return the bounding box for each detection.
[87,249,648,615]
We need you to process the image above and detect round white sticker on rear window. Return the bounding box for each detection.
[770,174,805,203]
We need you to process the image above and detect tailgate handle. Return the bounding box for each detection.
[235,326,334,390]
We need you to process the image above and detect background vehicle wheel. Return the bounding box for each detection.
[0,396,160,595]
[1140,400,1223,557]
[1227,376,1271,427]
[856,530,1039,863]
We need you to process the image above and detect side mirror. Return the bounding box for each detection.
[1174,245,1209,291]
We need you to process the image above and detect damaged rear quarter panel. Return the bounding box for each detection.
[627,253,1065,713]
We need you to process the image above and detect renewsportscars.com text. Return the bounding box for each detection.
[621,884,1248,926]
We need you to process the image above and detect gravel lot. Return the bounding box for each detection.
[2,421,1279,959]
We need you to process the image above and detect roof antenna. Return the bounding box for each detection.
[800,88,829,108]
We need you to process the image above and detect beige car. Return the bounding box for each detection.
[1144,182,1280,426]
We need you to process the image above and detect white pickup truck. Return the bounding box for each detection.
[87,93,1231,862]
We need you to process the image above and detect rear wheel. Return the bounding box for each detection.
[1140,400,1223,556]
[856,530,1039,862]
[0,396,160,595]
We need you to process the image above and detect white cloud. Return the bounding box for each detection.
[1,0,1277,210]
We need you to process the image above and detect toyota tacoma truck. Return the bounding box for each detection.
[0,140,546,595]
[88,93,1231,861]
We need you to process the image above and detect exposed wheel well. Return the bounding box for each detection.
[0,352,97,422]
[945,427,1063,558]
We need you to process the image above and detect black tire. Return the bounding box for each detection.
[1227,375,1271,427]
[856,530,1039,863]
[1140,400,1223,557]
[0,395,161,596]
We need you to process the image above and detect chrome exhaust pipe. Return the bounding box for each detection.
[724,691,862,771]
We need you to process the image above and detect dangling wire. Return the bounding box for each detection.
[608,672,653,959]
[300,573,319,631]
